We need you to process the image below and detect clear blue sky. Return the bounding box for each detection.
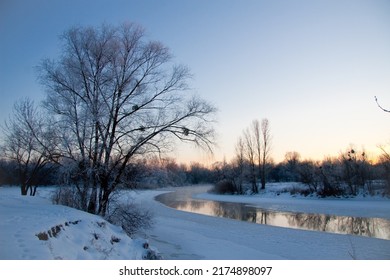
[1,0,390,164]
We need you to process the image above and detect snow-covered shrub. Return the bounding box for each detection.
[105,201,154,236]
[51,186,81,209]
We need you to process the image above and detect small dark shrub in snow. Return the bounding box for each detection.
[317,185,344,197]
[211,179,236,194]
[105,202,154,236]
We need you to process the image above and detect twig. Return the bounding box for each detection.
[375,96,390,113]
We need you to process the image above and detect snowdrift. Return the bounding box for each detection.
[0,187,159,260]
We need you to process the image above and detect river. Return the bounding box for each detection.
[155,186,390,240]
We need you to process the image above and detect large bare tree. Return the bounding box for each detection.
[38,23,216,215]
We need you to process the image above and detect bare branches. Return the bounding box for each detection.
[236,118,272,193]
[375,96,390,113]
[1,99,54,195]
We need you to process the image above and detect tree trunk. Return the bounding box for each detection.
[97,175,111,216]
[261,166,266,190]
[20,183,28,196]
[98,189,111,217]
[87,186,98,214]
[251,163,257,194]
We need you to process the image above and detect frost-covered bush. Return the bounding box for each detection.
[51,186,83,209]
[105,201,154,236]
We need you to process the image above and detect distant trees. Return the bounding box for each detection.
[0,99,56,195]
[208,143,388,197]
[211,118,272,194]
[268,147,379,197]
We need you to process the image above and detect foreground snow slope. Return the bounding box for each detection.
[0,187,154,260]
[129,186,390,260]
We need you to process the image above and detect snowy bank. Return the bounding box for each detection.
[0,187,158,260]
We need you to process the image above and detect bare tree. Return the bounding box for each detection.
[243,127,257,193]
[252,119,262,188]
[1,99,55,195]
[37,23,216,215]
[260,118,271,189]
[340,147,369,195]
[284,151,301,182]
[233,136,245,194]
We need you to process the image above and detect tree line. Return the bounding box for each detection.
[0,155,212,190]
[210,148,390,197]
[3,137,389,198]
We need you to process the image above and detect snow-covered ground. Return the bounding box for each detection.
[0,187,158,260]
[1,183,390,260]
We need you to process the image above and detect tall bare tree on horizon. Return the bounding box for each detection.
[260,118,271,189]
[243,127,257,193]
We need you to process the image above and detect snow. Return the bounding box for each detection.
[0,187,157,260]
[1,183,390,260]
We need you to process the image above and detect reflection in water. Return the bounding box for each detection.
[156,189,390,240]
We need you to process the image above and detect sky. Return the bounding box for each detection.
[1,0,390,165]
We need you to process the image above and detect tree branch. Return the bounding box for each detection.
[375,96,390,113]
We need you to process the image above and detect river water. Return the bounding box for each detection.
[155,186,390,240]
